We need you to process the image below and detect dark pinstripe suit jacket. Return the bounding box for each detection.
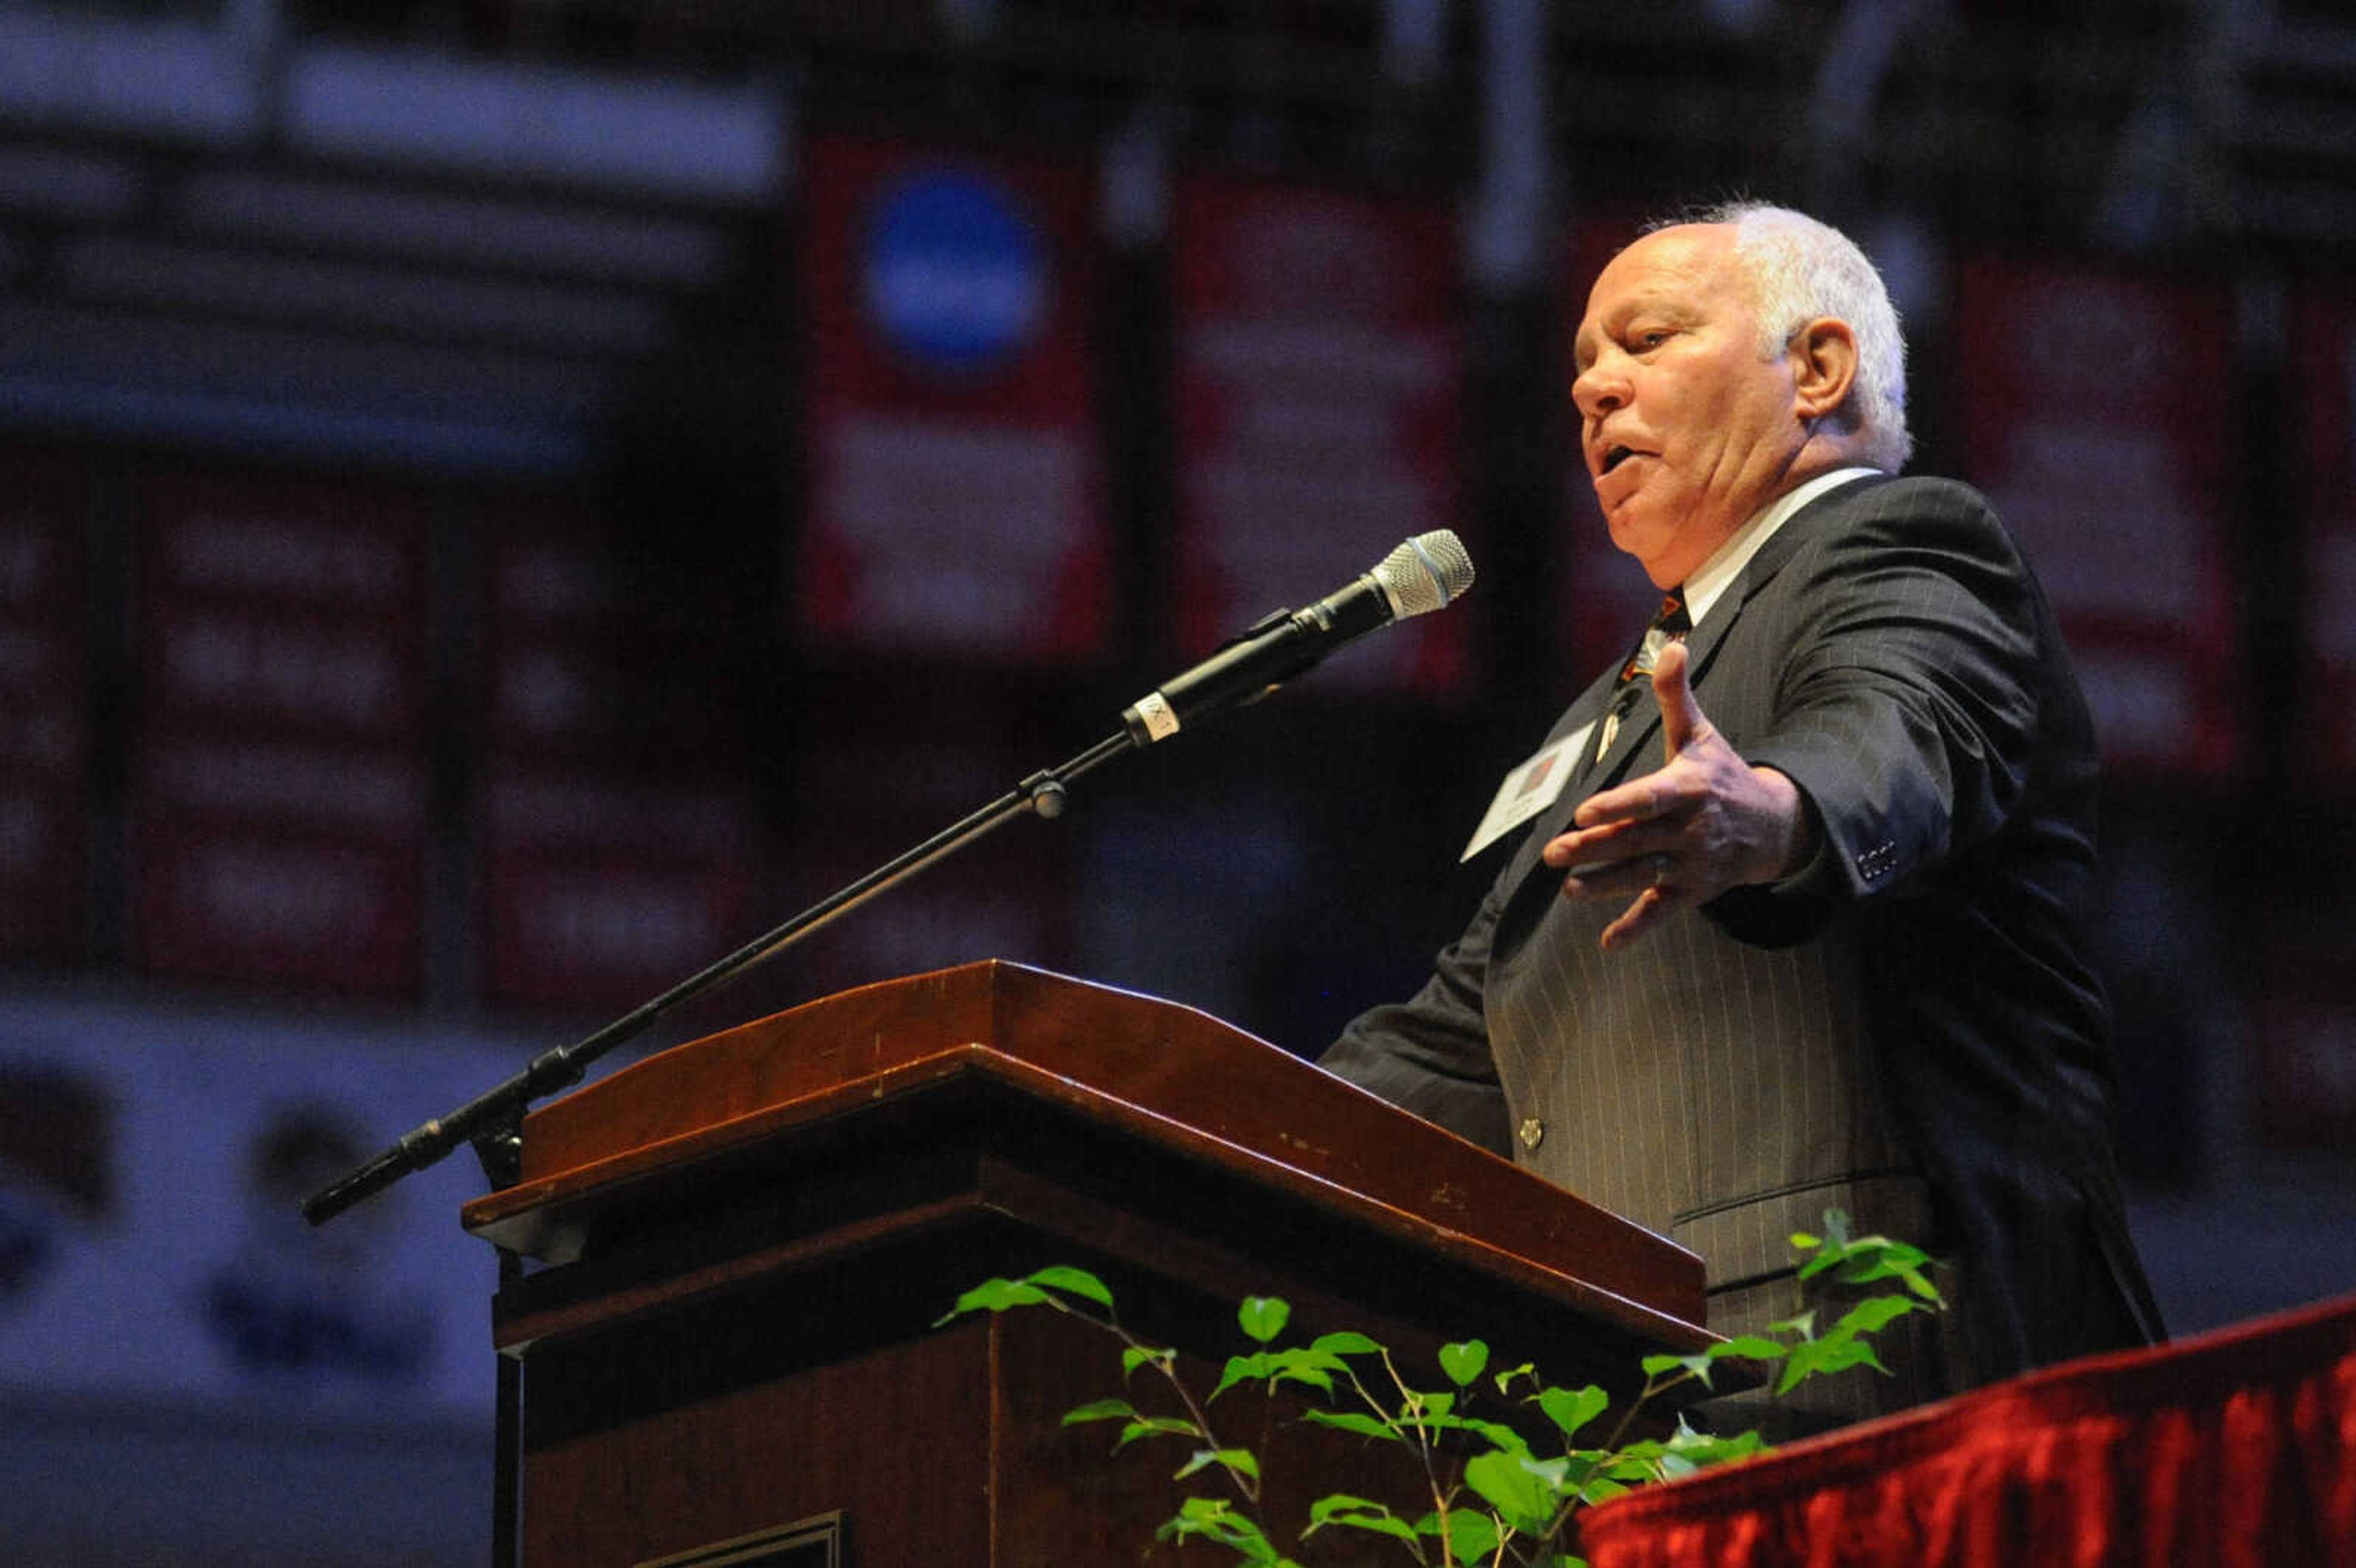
[1320,473,2164,1404]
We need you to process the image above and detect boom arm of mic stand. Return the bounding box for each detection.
[301,728,1139,1228]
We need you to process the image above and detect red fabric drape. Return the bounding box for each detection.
[1580,1292,2356,1568]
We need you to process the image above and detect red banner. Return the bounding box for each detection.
[0,455,94,960]
[473,508,759,1015]
[133,472,431,996]
[796,134,1109,663]
[136,828,423,993]
[480,517,739,764]
[791,833,1068,1004]
[1171,174,1470,698]
[1956,258,2239,775]
[138,473,428,742]
[477,767,755,1015]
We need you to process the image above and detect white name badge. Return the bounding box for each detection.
[1460,724,1592,861]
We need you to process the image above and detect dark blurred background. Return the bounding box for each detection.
[1,1,2352,1562]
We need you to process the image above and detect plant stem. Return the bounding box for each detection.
[1044,1294,1265,1505]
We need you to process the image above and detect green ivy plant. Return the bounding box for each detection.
[937,1212,1943,1568]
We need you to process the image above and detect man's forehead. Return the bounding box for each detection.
[1574,228,1737,350]
[1588,227,1726,310]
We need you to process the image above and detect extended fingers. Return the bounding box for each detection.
[1567,752,1714,840]
[1599,886,1679,950]
[1559,848,1674,901]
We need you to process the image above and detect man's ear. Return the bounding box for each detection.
[1788,317,1859,425]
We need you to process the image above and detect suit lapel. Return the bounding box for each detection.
[1492,474,1887,918]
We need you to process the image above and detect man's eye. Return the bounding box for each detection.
[1633,329,1669,350]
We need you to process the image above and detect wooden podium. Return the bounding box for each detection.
[462,961,1711,1567]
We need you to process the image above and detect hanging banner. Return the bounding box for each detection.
[477,766,755,1016]
[779,672,1076,1001]
[1955,258,2239,775]
[480,516,742,765]
[0,454,93,961]
[796,134,1109,662]
[2297,285,2356,779]
[133,472,429,995]
[1170,174,1471,698]
[473,512,756,1015]
[0,992,515,1420]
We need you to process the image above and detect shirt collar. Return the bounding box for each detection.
[1681,467,1879,628]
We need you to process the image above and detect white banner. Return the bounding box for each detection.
[0,993,541,1423]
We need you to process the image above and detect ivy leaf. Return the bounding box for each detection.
[1309,1331,1384,1358]
[1662,1425,1768,1470]
[1210,1352,1273,1402]
[1174,1447,1261,1483]
[1537,1383,1610,1443]
[1639,1351,1718,1388]
[1260,1346,1342,1396]
[1709,1335,1790,1363]
[1775,1336,1886,1394]
[1606,1441,1665,1473]
[1115,1416,1202,1450]
[1023,1265,1114,1311]
[1061,1397,1141,1427]
[933,1277,1048,1324]
[1462,1450,1570,1534]
[1429,1507,1501,1561]
[1300,1410,1406,1443]
[1452,1416,1533,1455]
[1303,1495,1420,1545]
[1438,1339,1490,1388]
[1121,1345,1176,1380]
[1404,1389,1456,1421]
[1560,1450,1606,1491]
[1238,1296,1292,1345]
[1832,1296,1918,1341]
[1158,1497,1287,1563]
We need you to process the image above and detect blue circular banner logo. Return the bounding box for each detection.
[860,167,1049,377]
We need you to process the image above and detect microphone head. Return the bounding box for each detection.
[1373,529,1476,619]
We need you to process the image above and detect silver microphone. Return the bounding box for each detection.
[1122,529,1476,744]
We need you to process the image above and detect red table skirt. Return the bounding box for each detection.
[1580,1291,2356,1568]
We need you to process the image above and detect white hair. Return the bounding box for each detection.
[1667,201,1914,472]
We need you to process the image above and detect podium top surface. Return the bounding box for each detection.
[461,960,1707,1339]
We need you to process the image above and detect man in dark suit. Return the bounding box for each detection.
[1319,202,2164,1428]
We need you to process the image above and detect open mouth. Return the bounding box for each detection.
[1601,445,1636,475]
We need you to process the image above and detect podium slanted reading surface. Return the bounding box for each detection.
[462,960,1712,1568]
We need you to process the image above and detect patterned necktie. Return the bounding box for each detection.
[1596,588,1690,761]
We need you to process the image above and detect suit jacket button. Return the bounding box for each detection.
[1517,1117,1544,1150]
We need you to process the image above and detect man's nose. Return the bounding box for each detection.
[1571,357,1626,417]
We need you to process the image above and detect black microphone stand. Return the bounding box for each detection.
[301,727,1134,1229]
[299,726,1136,1568]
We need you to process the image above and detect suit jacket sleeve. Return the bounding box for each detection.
[1707,477,2060,948]
[1317,867,1515,1157]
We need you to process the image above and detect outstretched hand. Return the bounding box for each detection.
[1540,640,1815,949]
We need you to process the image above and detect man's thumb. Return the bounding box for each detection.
[1653,639,1701,755]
